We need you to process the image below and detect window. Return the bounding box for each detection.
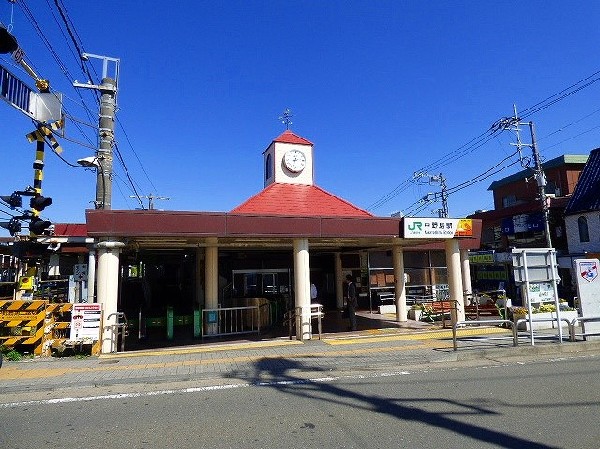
[578,216,590,242]
[502,195,517,208]
[265,153,272,181]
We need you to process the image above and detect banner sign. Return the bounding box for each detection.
[469,250,495,264]
[69,303,102,341]
[403,218,473,239]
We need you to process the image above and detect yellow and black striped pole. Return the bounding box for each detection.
[25,122,61,236]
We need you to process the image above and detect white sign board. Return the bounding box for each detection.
[70,303,102,341]
[574,259,600,339]
[403,218,473,239]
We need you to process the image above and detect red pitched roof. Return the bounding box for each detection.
[231,183,372,217]
[273,130,313,146]
[54,223,88,237]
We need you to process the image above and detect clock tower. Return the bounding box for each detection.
[263,130,314,188]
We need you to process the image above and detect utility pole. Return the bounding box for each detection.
[74,54,119,210]
[413,172,449,218]
[504,106,552,248]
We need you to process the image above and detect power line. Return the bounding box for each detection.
[116,118,158,193]
[370,66,600,212]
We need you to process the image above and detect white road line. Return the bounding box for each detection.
[0,371,411,408]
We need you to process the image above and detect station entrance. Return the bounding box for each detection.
[118,248,341,349]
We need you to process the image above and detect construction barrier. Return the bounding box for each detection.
[0,299,47,355]
[0,300,100,356]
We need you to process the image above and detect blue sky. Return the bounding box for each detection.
[1,1,600,236]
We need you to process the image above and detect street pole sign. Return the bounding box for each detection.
[0,63,33,117]
[1,63,62,123]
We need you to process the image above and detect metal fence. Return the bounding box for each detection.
[201,304,269,339]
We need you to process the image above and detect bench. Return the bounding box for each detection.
[464,303,500,320]
[421,300,456,327]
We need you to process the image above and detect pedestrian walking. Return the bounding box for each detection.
[345,274,357,331]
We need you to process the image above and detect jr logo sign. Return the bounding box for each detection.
[580,261,598,283]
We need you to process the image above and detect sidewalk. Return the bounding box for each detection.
[3,318,600,405]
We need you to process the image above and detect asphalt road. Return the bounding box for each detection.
[1,352,599,449]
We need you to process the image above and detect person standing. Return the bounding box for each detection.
[310,282,318,303]
[345,274,358,331]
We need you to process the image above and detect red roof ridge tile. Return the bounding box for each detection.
[273,130,313,146]
[231,183,372,218]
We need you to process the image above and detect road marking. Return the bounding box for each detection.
[0,370,412,408]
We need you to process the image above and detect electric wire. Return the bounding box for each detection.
[50,0,100,104]
[114,143,145,209]
[14,2,154,211]
[116,118,158,193]
[370,66,600,213]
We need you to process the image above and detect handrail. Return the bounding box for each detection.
[105,311,128,353]
[569,316,600,342]
[453,319,516,351]
[286,304,324,340]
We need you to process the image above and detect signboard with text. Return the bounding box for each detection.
[403,218,473,239]
[69,303,102,341]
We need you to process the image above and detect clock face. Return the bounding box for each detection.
[283,149,306,173]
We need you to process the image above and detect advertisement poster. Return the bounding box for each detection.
[69,303,102,341]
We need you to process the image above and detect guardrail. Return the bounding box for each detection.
[452,319,516,351]
[569,316,600,342]
[515,316,571,345]
[453,314,600,350]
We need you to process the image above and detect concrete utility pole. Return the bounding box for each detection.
[74,54,120,210]
[96,77,116,209]
[529,121,552,248]
[505,106,552,248]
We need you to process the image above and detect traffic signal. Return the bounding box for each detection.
[0,218,22,236]
[29,217,52,236]
[0,26,18,54]
[30,195,52,212]
[0,192,22,209]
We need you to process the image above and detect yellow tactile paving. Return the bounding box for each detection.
[0,338,455,381]
[99,338,304,359]
[324,326,510,345]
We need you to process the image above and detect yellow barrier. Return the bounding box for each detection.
[0,301,101,356]
[0,299,47,355]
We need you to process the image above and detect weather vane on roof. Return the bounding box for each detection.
[279,108,293,130]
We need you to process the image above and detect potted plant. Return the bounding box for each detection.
[408,304,422,321]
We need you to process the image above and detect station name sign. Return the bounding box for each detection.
[403,217,473,239]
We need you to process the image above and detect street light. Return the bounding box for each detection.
[77,157,105,209]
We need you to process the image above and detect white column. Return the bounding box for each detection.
[204,238,219,335]
[460,249,472,300]
[293,238,311,340]
[445,239,465,323]
[87,246,96,303]
[392,243,407,322]
[96,240,124,354]
[334,252,344,310]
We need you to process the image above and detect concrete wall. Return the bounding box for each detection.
[565,212,600,253]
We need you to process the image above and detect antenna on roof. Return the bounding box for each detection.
[279,108,293,130]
